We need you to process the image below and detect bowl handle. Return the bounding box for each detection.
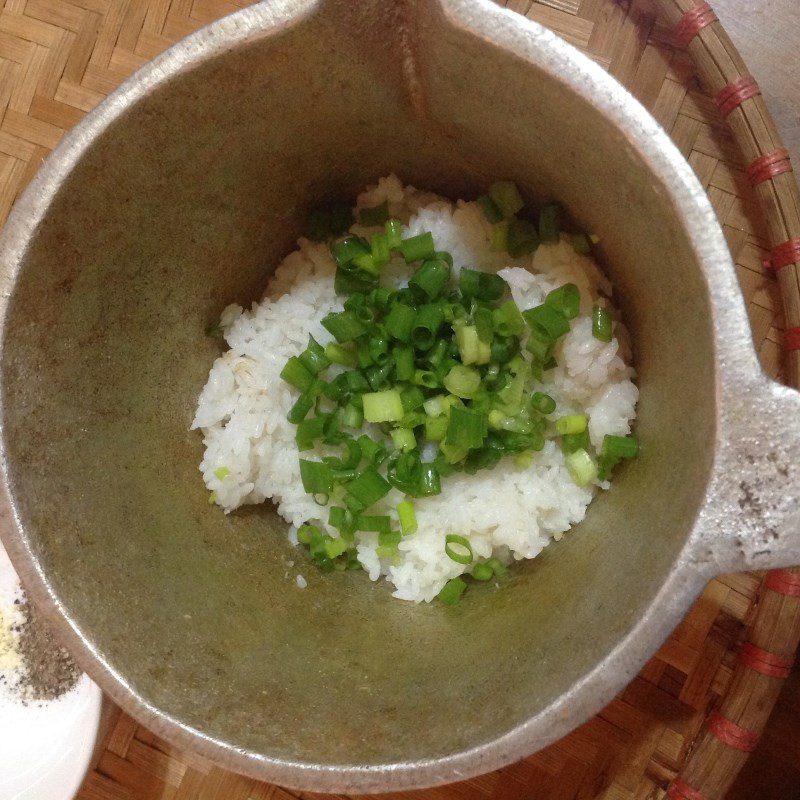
[698,376,800,574]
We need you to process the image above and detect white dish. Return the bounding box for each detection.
[0,543,102,800]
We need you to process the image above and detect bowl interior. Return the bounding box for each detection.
[0,0,716,771]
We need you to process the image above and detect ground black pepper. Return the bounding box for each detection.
[11,598,80,702]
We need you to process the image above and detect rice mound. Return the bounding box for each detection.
[193,175,638,602]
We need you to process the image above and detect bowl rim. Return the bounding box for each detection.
[0,0,758,791]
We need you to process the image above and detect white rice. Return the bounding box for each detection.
[192,175,638,602]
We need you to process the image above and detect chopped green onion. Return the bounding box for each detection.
[391,428,417,452]
[384,302,416,343]
[485,557,507,577]
[287,390,315,424]
[345,467,390,510]
[446,406,488,449]
[324,536,348,559]
[598,434,639,478]
[400,232,436,263]
[545,283,580,320]
[525,327,553,362]
[418,463,441,496]
[565,448,598,487]
[438,577,467,605]
[359,434,388,465]
[331,236,369,269]
[555,415,588,435]
[299,460,333,494]
[423,395,447,417]
[324,342,357,367]
[424,414,449,441]
[514,451,534,470]
[370,232,390,267]
[385,219,403,249]
[413,369,440,388]
[334,267,377,296]
[491,221,509,252]
[572,232,592,254]
[492,300,525,336]
[409,258,450,299]
[358,200,390,226]
[455,324,491,365]
[356,514,392,534]
[295,415,327,450]
[474,305,494,344]
[507,218,539,257]
[592,305,613,342]
[443,364,481,398]
[280,356,314,392]
[561,430,590,454]
[538,202,561,243]
[477,194,503,223]
[362,389,404,423]
[523,304,571,339]
[531,392,556,415]
[459,269,508,302]
[412,304,445,350]
[366,362,394,391]
[393,345,415,381]
[321,310,367,342]
[472,562,494,581]
[426,339,449,368]
[445,533,473,564]
[298,335,330,375]
[342,403,363,429]
[601,434,639,460]
[368,335,390,365]
[488,180,524,218]
[328,505,353,533]
[397,500,417,535]
[214,466,230,480]
[352,251,379,275]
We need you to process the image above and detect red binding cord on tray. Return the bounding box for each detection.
[786,328,800,351]
[707,711,760,752]
[715,76,760,117]
[673,2,717,48]
[667,777,707,800]
[766,568,800,596]
[747,148,792,186]
[766,238,800,271]
[739,642,795,678]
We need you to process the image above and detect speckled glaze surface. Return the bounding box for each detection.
[0,0,799,793]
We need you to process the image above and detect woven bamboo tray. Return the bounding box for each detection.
[0,0,797,797]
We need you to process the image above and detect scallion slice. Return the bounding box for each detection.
[555,415,588,435]
[299,459,333,494]
[488,180,524,218]
[437,577,467,605]
[443,363,481,398]
[397,500,417,535]
[362,389,404,423]
[592,305,613,342]
[565,448,598,487]
[445,406,487,449]
[445,533,473,565]
[321,310,367,342]
[400,232,435,263]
